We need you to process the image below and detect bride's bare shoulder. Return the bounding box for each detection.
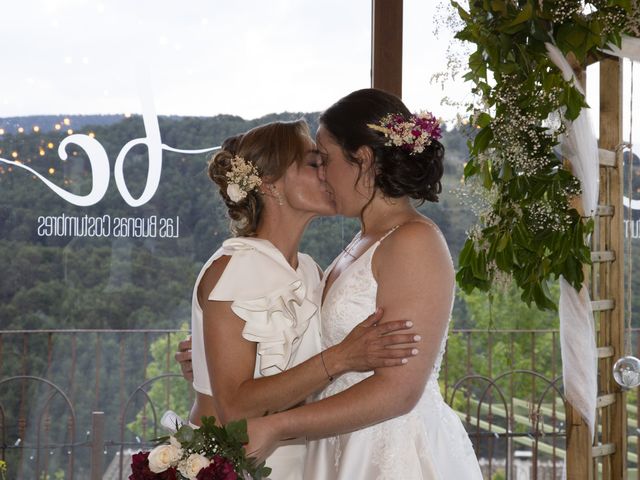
[371,219,453,286]
[385,219,449,256]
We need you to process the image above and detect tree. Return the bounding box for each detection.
[127,323,192,438]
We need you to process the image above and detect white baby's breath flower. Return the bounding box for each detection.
[227,183,247,202]
[148,442,182,473]
[178,453,211,480]
[224,155,262,203]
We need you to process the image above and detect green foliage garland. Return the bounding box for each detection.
[453,0,636,309]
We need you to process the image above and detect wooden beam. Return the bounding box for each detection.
[566,64,594,480]
[371,0,403,97]
[599,56,627,480]
[566,403,594,480]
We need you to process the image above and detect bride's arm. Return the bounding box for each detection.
[245,223,453,455]
[201,256,419,424]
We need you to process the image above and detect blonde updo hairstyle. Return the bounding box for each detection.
[209,120,311,236]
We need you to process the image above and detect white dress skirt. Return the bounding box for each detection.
[304,230,483,480]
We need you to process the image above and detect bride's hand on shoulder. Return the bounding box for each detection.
[326,308,420,374]
[245,416,281,464]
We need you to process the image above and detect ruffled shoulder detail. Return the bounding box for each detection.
[209,237,319,376]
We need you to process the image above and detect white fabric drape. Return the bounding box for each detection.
[546,42,599,439]
[604,35,640,63]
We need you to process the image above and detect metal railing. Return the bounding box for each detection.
[0,327,637,479]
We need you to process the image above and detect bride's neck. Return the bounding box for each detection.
[360,195,416,235]
[255,208,313,269]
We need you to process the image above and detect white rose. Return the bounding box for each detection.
[178,453,211,480]
[148,442,181,473]
[169,436,182,451]
[227,183,247,202]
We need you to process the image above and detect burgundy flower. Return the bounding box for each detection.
[196,455,239,480]
[129,451,155,480]
[129,451,178,480]
[159,467,178,480]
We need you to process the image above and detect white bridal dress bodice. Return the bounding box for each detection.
[304,228,483,480]
[191,237,322,480]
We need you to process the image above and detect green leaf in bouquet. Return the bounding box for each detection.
[175,424,195,445]
[226,419,250,444]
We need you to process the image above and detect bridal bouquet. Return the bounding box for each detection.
[129,416,270,480]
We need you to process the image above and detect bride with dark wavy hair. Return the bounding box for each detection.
[245,89,483,479]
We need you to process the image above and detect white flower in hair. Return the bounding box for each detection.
[225,155,262,203]
[227,183,246,202]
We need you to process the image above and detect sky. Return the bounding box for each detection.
[1,0,638,144]
[0,0,470,120]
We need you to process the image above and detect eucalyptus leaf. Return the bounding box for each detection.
[506,2,533,27]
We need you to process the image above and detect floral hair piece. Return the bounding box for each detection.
[225,155,262,203]
[367,111,442,155]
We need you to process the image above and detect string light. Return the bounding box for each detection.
[17,127,24,133]
[124,112,131,118]
[47,142,54,149]
[54,124,61,130]
[11,151,18,158]
[33,126,40,133]
[89,132,95,138]
[39,148,45,156]
[67,129,73,135]
[63,118,70,126]
[48,167,55,175]
[0,128,4,135]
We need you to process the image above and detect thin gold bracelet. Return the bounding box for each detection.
[319,351,334,382]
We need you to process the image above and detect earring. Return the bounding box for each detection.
[267,184,284,206]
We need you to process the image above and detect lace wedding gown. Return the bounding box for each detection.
[304,227,483,479]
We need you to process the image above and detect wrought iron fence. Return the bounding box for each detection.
[0,327,637,479]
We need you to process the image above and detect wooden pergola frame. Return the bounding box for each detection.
[371,0,403,97]
[370,1,629,478]
[566,56,627,480]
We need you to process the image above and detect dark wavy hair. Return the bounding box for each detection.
[320,88,444,204]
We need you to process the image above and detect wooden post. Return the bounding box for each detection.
[566,404,594,480]
[564,64,595,480]
[90,411,105,480]
[371,0,403,97]
[566,55,627,480]
[599,56,627,480]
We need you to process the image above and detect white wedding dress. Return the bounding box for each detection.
[191,237,322,480]
[304,228,483,479]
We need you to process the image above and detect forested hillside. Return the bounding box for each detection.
[0,113,475,331]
